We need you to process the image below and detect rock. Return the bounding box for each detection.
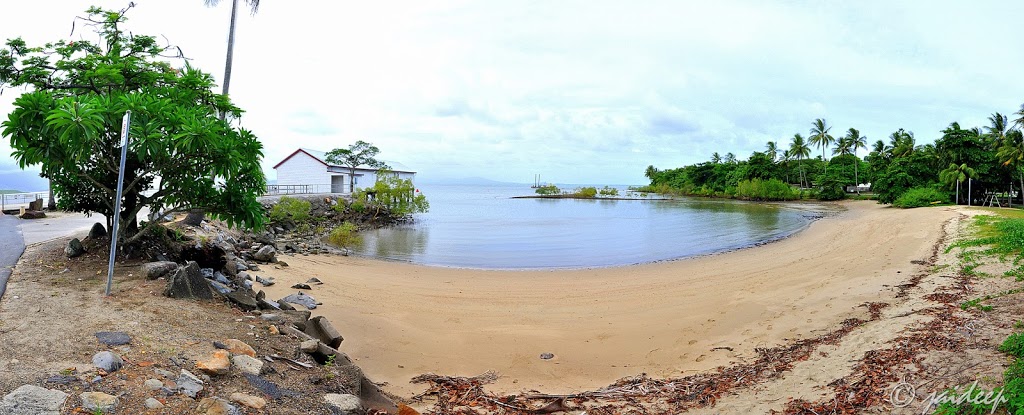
[229,393,266,409]
[144,378,164,391]
[87,222,107,239]
[20,210,45,219]
[176,369,204,398]
[142,261,178,280]
[306,277,323,285]
[200,268,215,279]
[324,393,361,415]
[280,292,318,310]
[144,397,164,409]
[208,280,233,295]
[236,259,249,272]
[225,289,258,311]
[253,245,276,263]
[231,355,264,376]
[154,368,175,379]
[65,238,85,258]
[249,264,261,271]
[255,275,275,287]
[0,385,69,415]
[94,331,131,346]
[540,352,555,360]
[259,309,310,330]
[196,397,241,415]
[300,339,319,353]
[244,373,299,400]
[237,271,251,281]
[163,261,215,300]
[220,339,256,357]
[256,297,281,310]
[213,271,232,285]
[79,392,118,413]
[304,316,344,349]
[92,351,124,373]
[196,350,231,375]
[290,283,311,290]
[276,300,295,310]
[268,325,279,335]
[276,260,288,267]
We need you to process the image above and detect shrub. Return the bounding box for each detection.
[817,179,846,201]
[269,196,311,223]
[734,179,799,201]
[353,172,429,217]
[327,222,362,254]
[576,187,598,198]
[535,185,560,195]
[599,186,619,197]
[892,187,950,208]
[1001,333,1024,359]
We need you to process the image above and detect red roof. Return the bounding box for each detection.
[272,149,328,169]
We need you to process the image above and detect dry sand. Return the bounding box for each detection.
[260,200,955,397]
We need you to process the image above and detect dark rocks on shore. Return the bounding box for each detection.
[225,289,258,311]
[94,331,131,346]
[304,316,344,349]
[65,238,85,258]
[163,261,214,300]
[88,222,107,239]
[20,210,46,219]
[253,245,276,263]
[290,283,311,290]
[306,277,323,285]
[280,292,318,310]
[255,275,275,287]
[141,261,178,280]
[540,352,555,360]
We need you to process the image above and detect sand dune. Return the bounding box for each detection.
[260,200,955,397]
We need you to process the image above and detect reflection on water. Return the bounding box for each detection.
[348,184,823,269]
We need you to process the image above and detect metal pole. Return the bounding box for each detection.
[105,110,131,296]
[968,179,971,207]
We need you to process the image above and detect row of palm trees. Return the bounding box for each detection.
[766,119,866,190]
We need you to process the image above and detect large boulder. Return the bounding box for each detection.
[20,210,45,219]
[280,292,318,310]
[88,222,107,239]
[65,238,85,258]
[79,392,118,413]
[225,289,258,311]
[92,351,123,373]
[253,245,276,263]
[163,261,214,300]
[141,261,178,280]
[304,316,344,349]
[324,394,361,415]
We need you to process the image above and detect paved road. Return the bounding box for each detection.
[0,215,25,301]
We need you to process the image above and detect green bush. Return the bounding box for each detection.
[1001,333,1024,359]
[327,222,362,254]
[817,179,846,201]
[535,185,560,195]
[734,179,800,201]
[892,187,950,208]
[599,186,619,197]
[576,187,598,198]
[269,196,311,223]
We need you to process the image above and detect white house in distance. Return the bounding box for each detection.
[272,148,416,194]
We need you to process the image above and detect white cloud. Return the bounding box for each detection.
[1,0,1024,185]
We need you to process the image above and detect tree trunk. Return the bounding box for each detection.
[47,179,56,210]
[222,0,239,99]
[349,167,356,193]
[1019,172,1023,206]
[854,160,860,194]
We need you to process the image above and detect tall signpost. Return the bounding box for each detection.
[105,111,132,296]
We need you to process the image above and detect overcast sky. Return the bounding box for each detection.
[2,1,1024,190]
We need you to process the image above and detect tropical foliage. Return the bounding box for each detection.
[645,113,1024,207]
[0,6,266,243]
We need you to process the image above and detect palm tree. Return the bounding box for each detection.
[890,129,915,158]
[204,0,261,98]
[832,137,852,156]
[710,152,722,164]
[790,133,811,188]
[939,163,977,205]
[844,128,867,192]
[987,112,1010,150]
[766,141,778,162]
[809,118,834,174]
[644,165,659,180]
[724,152,737,164]
[780,149,793,183]
[1014,103,1024,129]
[998,130,1024,205]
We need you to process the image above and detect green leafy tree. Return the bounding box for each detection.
[809,118,835,174]
[328,221,362,255]
[326,140,389,193]
[0,6,266,244]
[710,152,722,164]
[354,170,428,218]
[987,112,1010,150]
[203,0,261,98]
[998,130,1024,204]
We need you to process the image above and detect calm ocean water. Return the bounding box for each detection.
[351,184,826,269]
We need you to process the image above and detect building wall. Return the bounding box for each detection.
[276,152,331,189]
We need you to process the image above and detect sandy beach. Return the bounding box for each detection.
[260,200,955,397]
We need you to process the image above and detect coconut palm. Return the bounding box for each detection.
[987,112,1010,150]
[890,129,915,158]
[204,0,261,98]
[998,130,1024,205]
[724,152,737,164]
[790,133,811,188]
[832,137,852,156]
[939,163,977,204]
[780,149,793,183]
[766,141,778,162]
[844,128,867,193]
[710,152,722,164]
[808,118,834,174]
[1014,103,1024,129]
[644,165,659,180]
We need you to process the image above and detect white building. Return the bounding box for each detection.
[272,148,416,194]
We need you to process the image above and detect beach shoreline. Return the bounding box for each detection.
[259,200,956,398]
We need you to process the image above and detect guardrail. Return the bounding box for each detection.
[0,191,51,212]
[264,184,351,195]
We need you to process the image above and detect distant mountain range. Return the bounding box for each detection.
[417,176,525,186]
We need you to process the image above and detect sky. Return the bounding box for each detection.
[2,1,1024,190]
